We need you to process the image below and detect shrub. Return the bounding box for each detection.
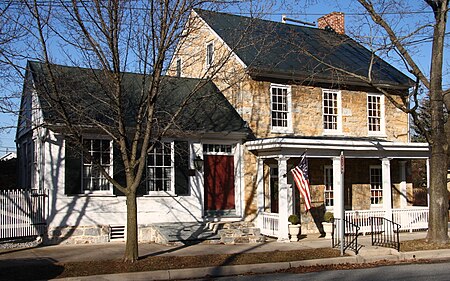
[288,214,300,225]
[324,212,334,223]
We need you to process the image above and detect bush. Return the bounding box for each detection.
[288,214,300,225]
[324,212,334,223]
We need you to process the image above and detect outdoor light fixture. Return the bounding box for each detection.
[193,155,204,171]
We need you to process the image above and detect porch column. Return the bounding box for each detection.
[277,156,290,242]
[332,157,344,221]
[256,157,265,229]
[399,161,407,209]
[382,158,392,217]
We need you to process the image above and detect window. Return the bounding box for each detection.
[324,166,333,207]
[176,58,182,77]
[147,142,173,193]
[370,166,382,205]
[203,144,233,154]
[367,93,385,135]
[82,139,112,193]
[322,89,341,133]
[206,42,214,67]
[271,84,292,132]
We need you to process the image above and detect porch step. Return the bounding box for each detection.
[352,245,398,257]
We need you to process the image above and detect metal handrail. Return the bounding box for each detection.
[331,218,360,255]
[370,216,401,251]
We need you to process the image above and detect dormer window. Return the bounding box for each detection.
[206,42,214,67]
[176,58,182,77]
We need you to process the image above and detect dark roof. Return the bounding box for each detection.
[195,9,413,89]
[27,61,249,136]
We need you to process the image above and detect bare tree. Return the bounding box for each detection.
[12,0,268,262]
[353,0,449,243]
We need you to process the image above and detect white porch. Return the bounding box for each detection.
[247,137,430,241]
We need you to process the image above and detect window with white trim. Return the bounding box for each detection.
[146,142,173,193]
[324,166,333,207]
[370,166,383,205]
[367,93,385,135]
[271,84,292,132]
[82,139,112,193]
[322,89,342,133]
[206,42,214,67]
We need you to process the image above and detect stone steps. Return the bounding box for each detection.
[153,223,221,244]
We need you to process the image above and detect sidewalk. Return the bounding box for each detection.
[1,231,449,280]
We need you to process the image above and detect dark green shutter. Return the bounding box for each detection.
[113,145,126,196]
[64,138,82,195]
[174,141,189,196]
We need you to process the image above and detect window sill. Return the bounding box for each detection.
[76,193,115,197]
[271,128,293,134]
[370,204,383,209]
[322,130,344,136]
[143,192,177,197]
[368,132,387,138]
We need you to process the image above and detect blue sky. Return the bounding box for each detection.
[0,0,446,154]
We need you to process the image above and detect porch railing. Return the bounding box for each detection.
[259,207,428,239]
[332,218,360,255]
[345,209,385,235]
[392,208,428,232]
[370,216,401,251]
[260,212,279,237]
[345,207,428,234]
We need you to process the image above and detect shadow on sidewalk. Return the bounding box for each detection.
[0,257,64,281]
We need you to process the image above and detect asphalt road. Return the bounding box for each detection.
[194,261,450,281]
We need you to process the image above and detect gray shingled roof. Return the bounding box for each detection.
[195,9,413,89]
[27,61,249,135]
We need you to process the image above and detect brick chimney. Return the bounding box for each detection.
[318,12,345,34]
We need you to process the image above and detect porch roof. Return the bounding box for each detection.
[245,137,430,159]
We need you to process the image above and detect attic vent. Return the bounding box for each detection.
[109,225,125,241]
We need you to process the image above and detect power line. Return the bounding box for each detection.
[0,0,437,16]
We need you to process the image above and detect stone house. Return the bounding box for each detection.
[168,9,429,241]
[16,61,250,244]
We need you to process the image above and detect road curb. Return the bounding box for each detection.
[50,250,450,281]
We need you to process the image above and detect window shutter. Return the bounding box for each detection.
[64,138,82,195]
[113,145,126,196]
[175,141,190,196]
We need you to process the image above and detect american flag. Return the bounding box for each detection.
[291,152,312,211]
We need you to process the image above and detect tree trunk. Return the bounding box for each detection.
[426,0,449,244]
[124,192,139,262]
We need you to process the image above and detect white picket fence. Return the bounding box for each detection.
[0,189,47,239]
[260,207,429,238]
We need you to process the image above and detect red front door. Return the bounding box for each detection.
[204,155,235,211]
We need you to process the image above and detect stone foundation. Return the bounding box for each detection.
[45,225,110,245]
[218,221,265,244]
